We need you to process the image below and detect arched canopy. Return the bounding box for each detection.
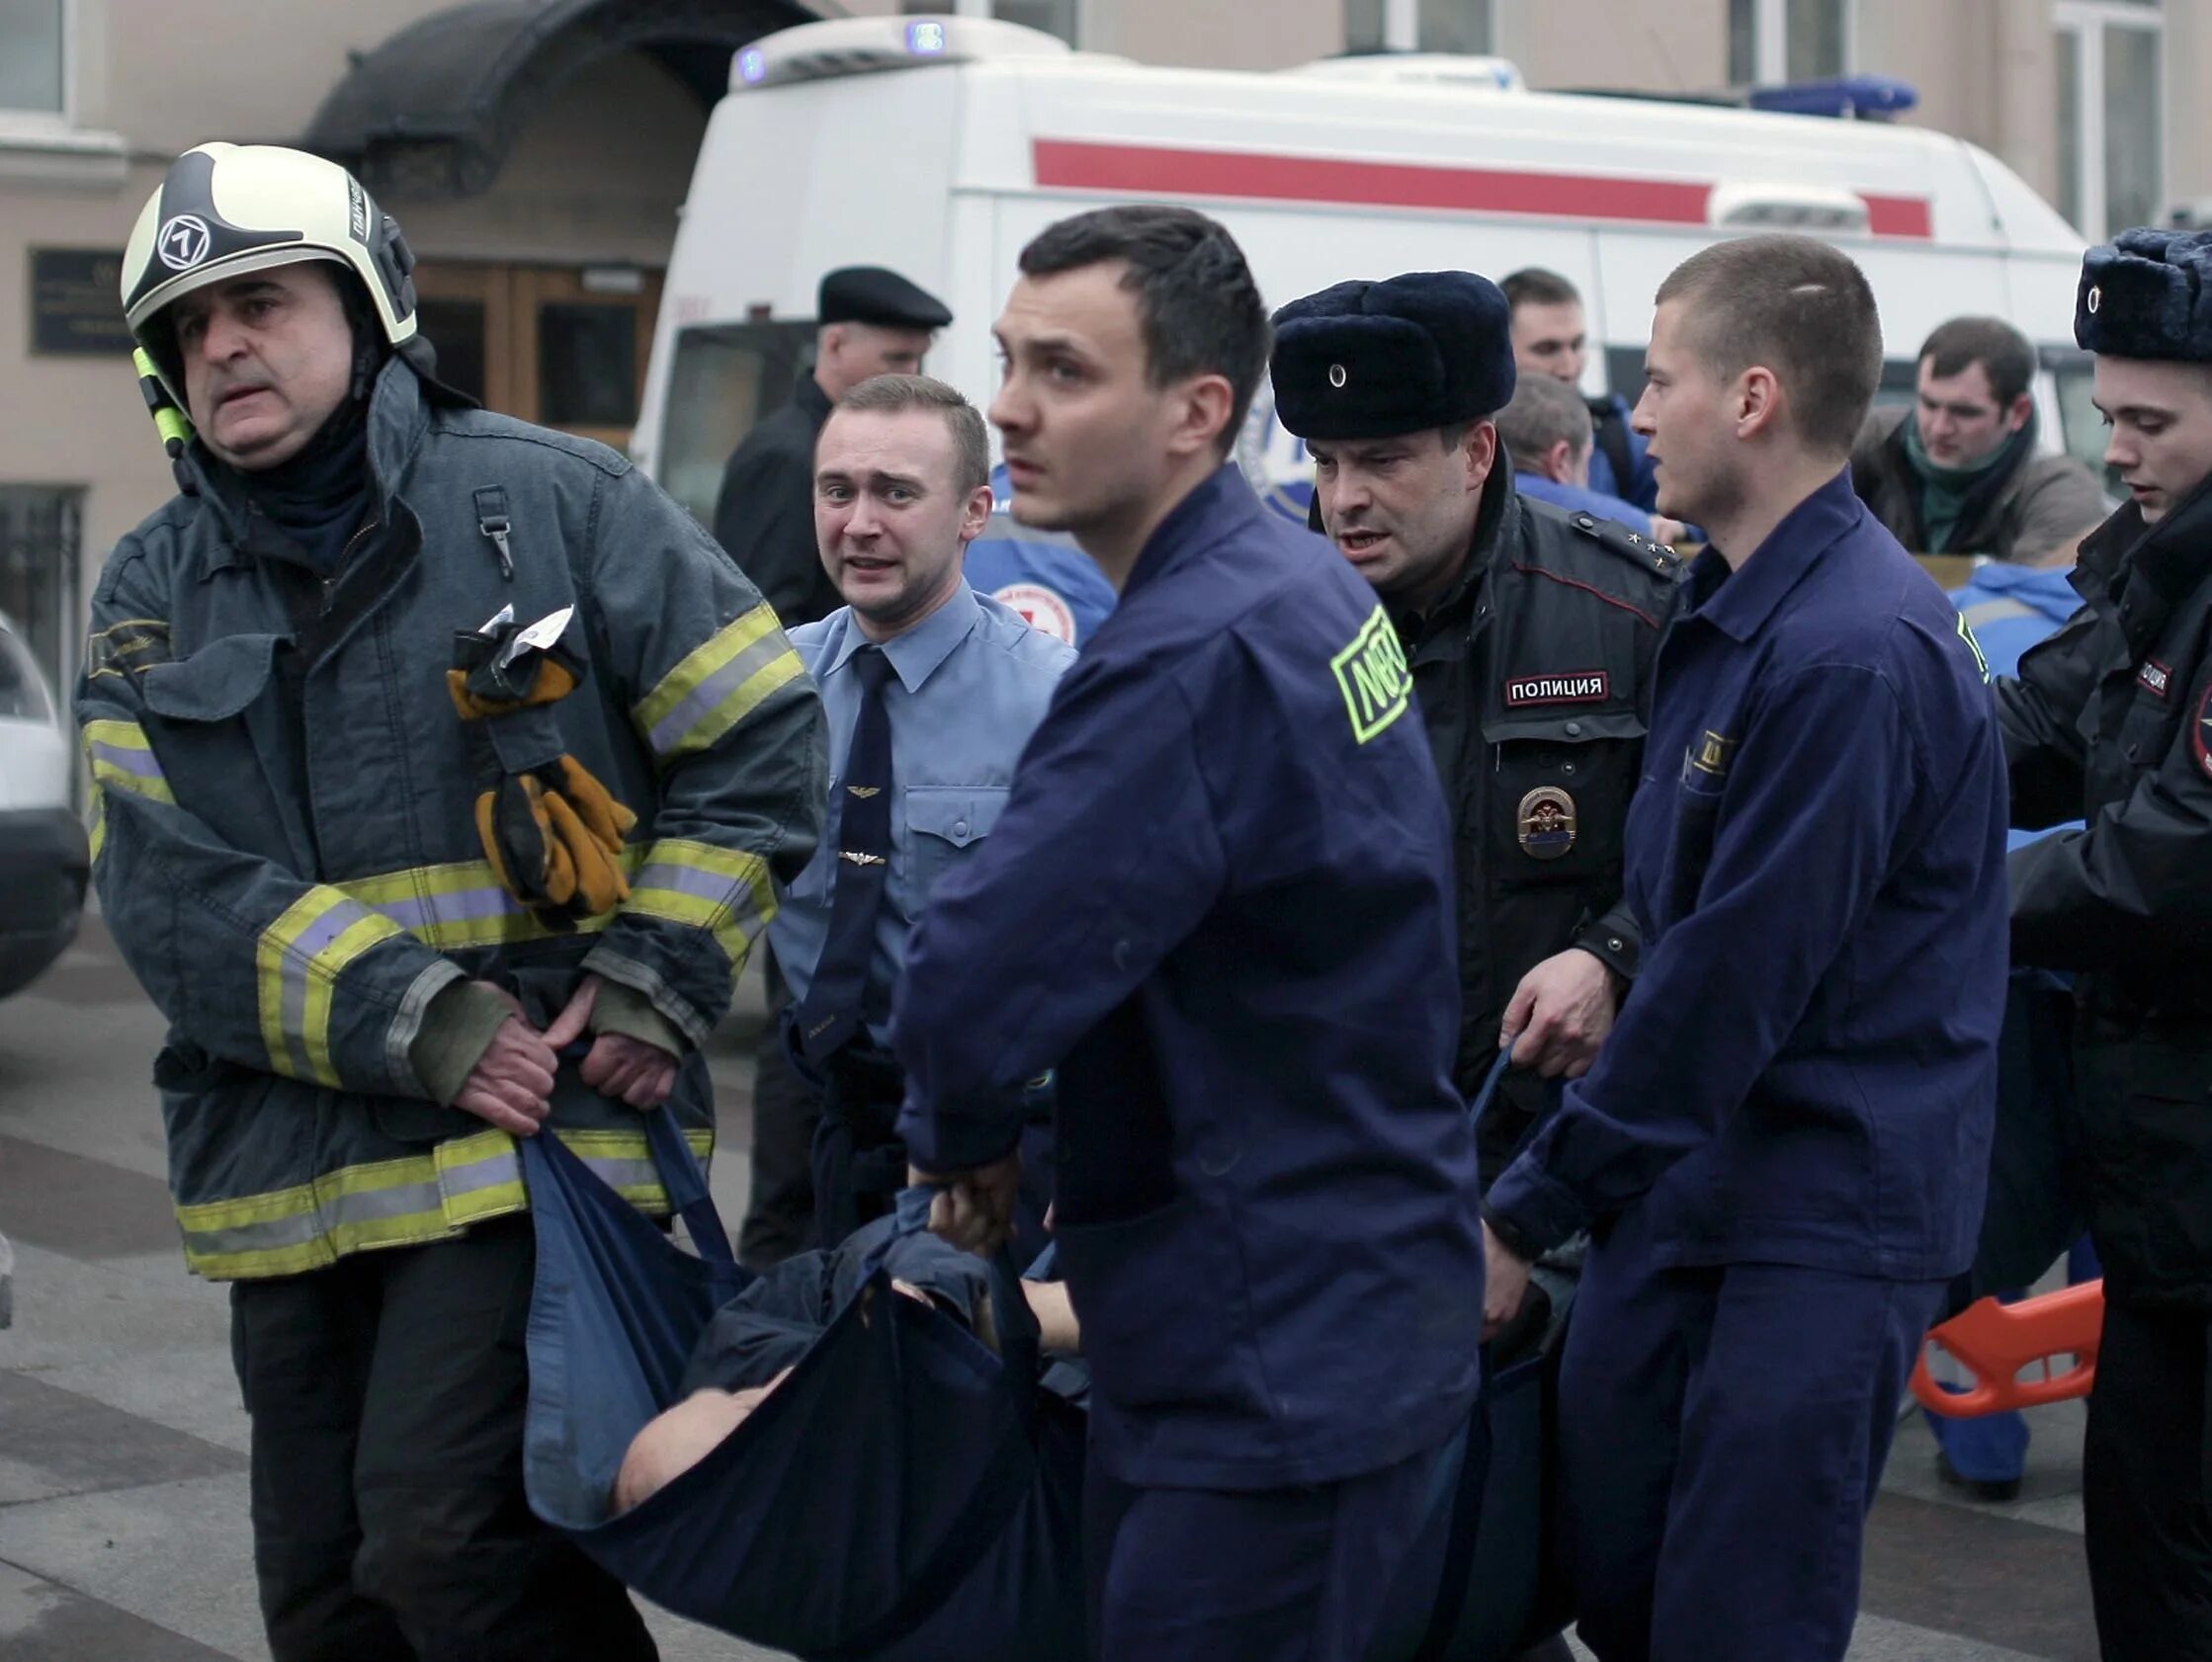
[304,0,815,197]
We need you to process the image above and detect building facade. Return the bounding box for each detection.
[0,0,2197,706]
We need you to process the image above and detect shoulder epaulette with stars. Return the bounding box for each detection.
[1566,511,1684,580]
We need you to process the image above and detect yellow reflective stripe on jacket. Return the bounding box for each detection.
[626,838,777,963]
[256,890,408,1086]
[82,718,177,804]
[635,606,805,760]
[337,848,647,950]
[172,1123,715,1279]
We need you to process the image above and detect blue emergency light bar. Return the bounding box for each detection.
[730,15,1070,92]
[1749,75,1919,121]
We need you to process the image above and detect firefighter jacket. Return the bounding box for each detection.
[77,361,825,1280]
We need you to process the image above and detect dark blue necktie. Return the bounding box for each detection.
[796,645,895,1061]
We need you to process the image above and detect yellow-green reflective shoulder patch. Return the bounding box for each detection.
[1330,605,1411,745]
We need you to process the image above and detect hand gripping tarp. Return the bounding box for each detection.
[520,1050,1568,1661]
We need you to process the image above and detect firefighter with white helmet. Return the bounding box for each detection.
[84,142,824,1659]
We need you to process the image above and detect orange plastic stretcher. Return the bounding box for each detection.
[1911,1280,2105,1418]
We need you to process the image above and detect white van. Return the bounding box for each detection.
[636,15,2102,535]
[0,611,87,998]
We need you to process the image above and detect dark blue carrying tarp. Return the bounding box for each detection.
[521,1053,1568,1661]
[522,1109,1082,1658]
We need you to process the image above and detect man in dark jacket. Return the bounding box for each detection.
[1996,226,2212,1660]
[1269,272,1682,1179]
[711,264,950,1266]
[895,206,1482,1662]
[1851,314,2106,562]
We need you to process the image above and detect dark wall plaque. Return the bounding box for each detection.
[32,249,133,356]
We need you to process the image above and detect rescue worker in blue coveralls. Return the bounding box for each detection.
[893,205,1485,1662]
[715,264,953,1270]
[1266,270,1683,1186]
[1480,234,2011,1662]
[82,143,823,1662]
[1996,227,2212,1659]
[770,373,1073,1249]
[1923,546,2101,1505]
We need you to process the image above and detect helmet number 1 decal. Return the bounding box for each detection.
[156,214,212,272]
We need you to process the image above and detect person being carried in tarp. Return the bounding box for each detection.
[611,1226,1079,1515]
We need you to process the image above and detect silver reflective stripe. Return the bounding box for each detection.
[86,739,164,780]
[375,886,523,933]
[279,904,364,1078]
[442,1149,524,1201]
[586,1156,663,1193]
[648,627,794,756]
[182,1208,327,1262]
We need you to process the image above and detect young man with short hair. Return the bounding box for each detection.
[894,207,1483,1662]
[772,374,1072,1247]
[1851,314,2107,561]
[715,267,955,1270]
[1482,234,2011,1660]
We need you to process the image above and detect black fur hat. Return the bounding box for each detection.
[1271,272,1517,440]
[2077,228,2212,362]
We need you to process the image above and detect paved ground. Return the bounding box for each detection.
[1,916,2103,1660]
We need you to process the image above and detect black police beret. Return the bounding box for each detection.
[818,266,952,330]
[2076,228,2212,362]
[1269,272,1516,441]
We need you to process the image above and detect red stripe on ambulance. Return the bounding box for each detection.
[1032,140,1933,240]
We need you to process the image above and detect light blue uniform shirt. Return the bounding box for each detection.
[772,580,1076,1044]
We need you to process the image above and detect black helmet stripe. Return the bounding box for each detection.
[123,148,307,318]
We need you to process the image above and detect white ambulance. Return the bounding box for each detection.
[634,14,2102,539]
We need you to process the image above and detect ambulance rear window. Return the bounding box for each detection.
[657,321,815,526]
[2045,349,2122,496]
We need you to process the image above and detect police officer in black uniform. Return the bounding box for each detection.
[713,264,949,1265]
[1998,227,2212,1659]
[1270,272,1682,1176]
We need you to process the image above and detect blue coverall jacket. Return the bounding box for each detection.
[894,464,1484,1491]
[1487,471,2010,1279]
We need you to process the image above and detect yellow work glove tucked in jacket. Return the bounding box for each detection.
[473,760,638,918]
[448,639,638,925]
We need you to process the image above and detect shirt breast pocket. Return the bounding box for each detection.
[1482,708,1646,888]
[1658,766,1730,922]
[899,784,1011,917]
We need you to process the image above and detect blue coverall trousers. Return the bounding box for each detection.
[1081,1434,1448,1662]
[1559,1211,1943,1662]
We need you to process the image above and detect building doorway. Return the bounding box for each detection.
[413,264,665,454]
